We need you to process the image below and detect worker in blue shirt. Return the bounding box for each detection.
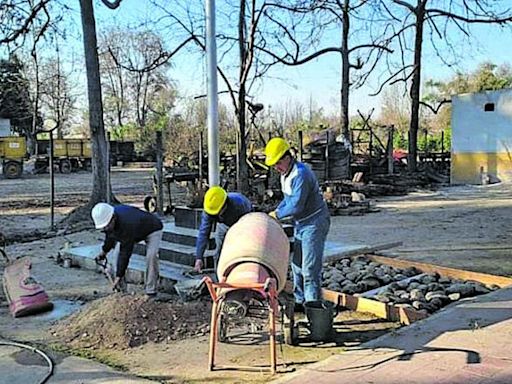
[92,203,163,296]
[194,186,253,272]
[265,137,330,310]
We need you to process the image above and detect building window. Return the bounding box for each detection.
[484,103,495,112]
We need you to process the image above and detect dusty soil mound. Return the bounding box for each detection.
[51,293,211,349]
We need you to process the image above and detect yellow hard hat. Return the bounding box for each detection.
[203,186,228,215]
[265,137,290,166]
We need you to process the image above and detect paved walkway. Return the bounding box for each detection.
[273,286,512,384]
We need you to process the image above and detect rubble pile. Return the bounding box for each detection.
[51,293,211,349]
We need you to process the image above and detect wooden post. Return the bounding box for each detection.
[388,126,394,175]
[369,127,373,176]
[49,132,55,229]
[156,131,164,216]
[298,130,303,162]
[325,130,330,181]
[106,132,111,204]
[235,130,240,190]
[199,132,203,183]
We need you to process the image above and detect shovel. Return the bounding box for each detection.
[95,257,115,286]
[174,268,215,301]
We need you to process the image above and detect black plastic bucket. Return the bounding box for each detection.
[304,300,336,342]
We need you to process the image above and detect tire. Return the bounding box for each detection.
[143,195,157,213]
[4,161,22,179]
[59,159,72,174]
[83,159,92,172]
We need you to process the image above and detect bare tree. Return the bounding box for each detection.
[99,28,127,131]
[39,48,77,139]
[256,0,392,141]
[152,1,278,193]
[379,0,512,171]
[100,27,189,159]
[0,0,51,46]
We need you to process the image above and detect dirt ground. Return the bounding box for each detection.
[1,169,512,383]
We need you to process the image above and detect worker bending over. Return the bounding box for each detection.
[265,137,330,311]
[194,186,253,272]
[92,203,163,296]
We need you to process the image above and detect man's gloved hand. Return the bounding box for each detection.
[194,259,204,273]
[95,252,107,268]
[268,211,278,220]
[95,251,106,262]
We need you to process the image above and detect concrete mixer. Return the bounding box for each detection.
[203,212,295,374]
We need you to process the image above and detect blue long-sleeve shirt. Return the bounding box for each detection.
[102,205,163,278]
[195,192,253,260]
[275,160,328,223]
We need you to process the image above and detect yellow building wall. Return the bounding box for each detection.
[451,152,512,184]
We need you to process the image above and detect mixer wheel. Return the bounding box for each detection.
[218,313,228,342]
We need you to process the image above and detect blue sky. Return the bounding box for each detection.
[68,1,512,118]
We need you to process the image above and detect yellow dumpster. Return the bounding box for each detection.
[82,140,92,158]
[53,139,67,157]
[0,137,26,159]
[66,139,82,157]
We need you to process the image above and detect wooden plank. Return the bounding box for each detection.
[398,244,512,253]
[368,255,512,288]
[323,289,391,320]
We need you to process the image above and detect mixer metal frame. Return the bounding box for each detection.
[203,275,295,374]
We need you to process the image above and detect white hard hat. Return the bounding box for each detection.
[91,203,114,229]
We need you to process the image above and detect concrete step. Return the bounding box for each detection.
[133,240,216,267]
[162,222,215,249]
[64,244,198,292]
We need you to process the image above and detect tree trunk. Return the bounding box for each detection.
[237,0,249,193]
[408,1,425,172]
[237,86,249,193]
[30,48,40,156]
[79,0,110,203]
[340,0,350,142]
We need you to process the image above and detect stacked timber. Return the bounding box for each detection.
[302,136,350,182]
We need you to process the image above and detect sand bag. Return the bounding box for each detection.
[2,257,53,317]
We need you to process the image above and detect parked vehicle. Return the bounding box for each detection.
[0,136,26,179]
[1,136,140,178]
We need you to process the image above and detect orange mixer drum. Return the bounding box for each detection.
[217,212,290,292]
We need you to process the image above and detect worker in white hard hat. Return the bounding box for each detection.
[265,137,330,312]
[194,186,253,272]
[92,202,163,296]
